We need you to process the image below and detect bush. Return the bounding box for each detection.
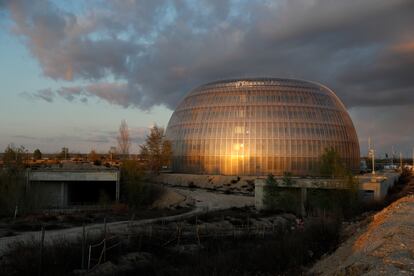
[263,174,301,214]
[120,160,165,211]
[0,171,26,218]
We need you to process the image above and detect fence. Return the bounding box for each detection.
[2,215,291,274]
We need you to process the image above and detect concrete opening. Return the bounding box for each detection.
[68,181,116,205]
[27,169,120,208]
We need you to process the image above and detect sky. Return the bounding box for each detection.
[0,0,413,157]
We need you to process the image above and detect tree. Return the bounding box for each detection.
[139,125,172,173]
[319,147,347,178]
[2,144,25,170]
[58,147,70,160]
[117,120,131,159]
[281,171,295,186]
[318,148,360,216]
[88,150,101,165]
[33,149,42,160]
[120,160,164,210]
[263,174,299,213]
[161,139,172,168]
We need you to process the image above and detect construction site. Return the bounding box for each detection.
[0,165,413,275]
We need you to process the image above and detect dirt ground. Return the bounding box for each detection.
[171,187,255,210]
[309,175,414,275]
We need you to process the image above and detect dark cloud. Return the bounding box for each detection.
[4,0,414,110]
[350,105,414,157]
[2,0,413,156]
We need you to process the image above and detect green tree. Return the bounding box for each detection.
[139,125,172,173]
[161,139,172,168]
[282,171,295,186]
[0,145,28,217]
[263,174,280,210]
[120,160,163,210]
[316,148,361,216]
[0,171,24,217]
[320,147,347,178]
[33,149,42,160]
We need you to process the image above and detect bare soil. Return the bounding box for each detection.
[309,174,414,275]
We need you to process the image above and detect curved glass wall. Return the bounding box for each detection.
[166,78,360,176]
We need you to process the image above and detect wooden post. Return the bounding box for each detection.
[88,245,92,270]
[196,224,201,245]
[103,238,106,262]
[103,217,107,237]
[13,205,18,221]
[38,226,45,276]
[103,217,107,263]
[176,223,181,245]
[81,224,86,270]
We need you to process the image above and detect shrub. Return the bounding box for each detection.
[120,160,165,211]
[263,174,300,213]
[0,171,26,218]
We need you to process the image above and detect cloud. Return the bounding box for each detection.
[4,0,413,110]
[21,88,55,102]
[27,82,134,107]
[350,105,414,157]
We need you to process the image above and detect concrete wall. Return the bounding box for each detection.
[27,169,120,208]
[154,173,350,195]
[153,173,256,194]
[255,172,401,211]
[357,172,399,201]
[29,171,119,182]
[30,182,68,207]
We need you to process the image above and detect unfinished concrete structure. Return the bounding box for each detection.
[26,167,120,208]
[356,172,400,201]
[255,177,351,215]
[255,172,400,215]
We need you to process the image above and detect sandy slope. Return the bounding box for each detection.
[309,195,414,275]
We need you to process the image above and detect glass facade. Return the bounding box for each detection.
[166,78,360,176]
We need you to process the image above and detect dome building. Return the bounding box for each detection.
[165,78,359,176]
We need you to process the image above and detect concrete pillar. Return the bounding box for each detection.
[254,179,266,210]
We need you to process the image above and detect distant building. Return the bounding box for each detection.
[166,78,360,176]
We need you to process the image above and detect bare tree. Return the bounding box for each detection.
[117,120,131,159]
